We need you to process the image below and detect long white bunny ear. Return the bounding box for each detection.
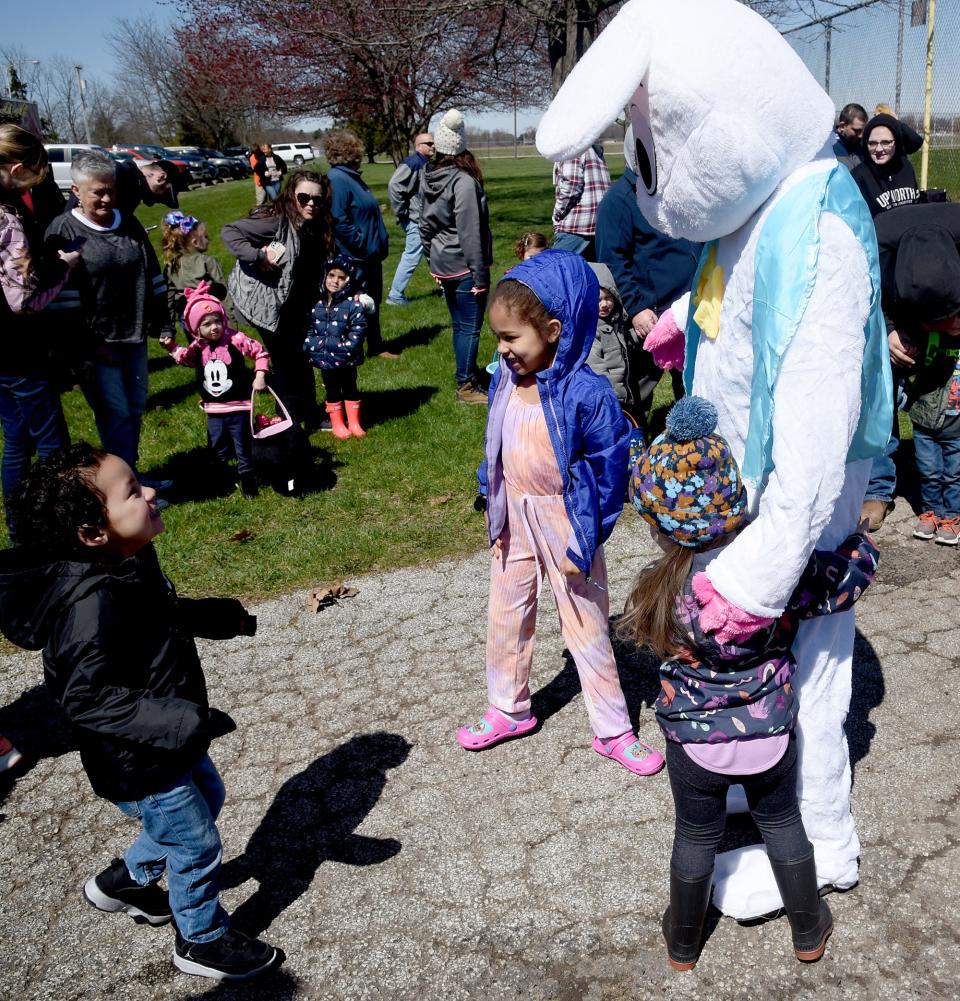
[536,2,653,161]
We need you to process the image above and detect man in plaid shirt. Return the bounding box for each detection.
[551,142,611,261]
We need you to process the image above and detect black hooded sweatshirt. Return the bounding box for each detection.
[851,114,921,218]
[0,544,245,802]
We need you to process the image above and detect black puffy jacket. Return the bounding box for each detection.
[0,544,246,801]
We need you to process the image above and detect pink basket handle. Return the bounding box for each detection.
[250,386,295,439]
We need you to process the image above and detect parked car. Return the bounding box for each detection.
[110,145,216,186]
[166,146,248,180]
[109,146,191,190]
[44,143,111,191]
[110,143,169,160]
[270,142,318,165]
[163,149,218,185]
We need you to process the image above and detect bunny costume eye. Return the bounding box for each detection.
[629,81,657,195]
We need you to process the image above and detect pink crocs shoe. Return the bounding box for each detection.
[457,707,538,751]
[593,732,665,776]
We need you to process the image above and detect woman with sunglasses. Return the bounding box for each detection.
[851,112,921,219]
[0,124,80,542]
[222,170,335,426]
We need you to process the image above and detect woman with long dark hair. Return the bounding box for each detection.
[222,170,334,425]
[419,109,493,404]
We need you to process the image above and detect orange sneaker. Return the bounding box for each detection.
[912,511,939,540]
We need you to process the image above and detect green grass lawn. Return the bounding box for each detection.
[46,154,631,599]
[18,145,923,601]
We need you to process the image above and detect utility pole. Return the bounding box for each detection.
[74,64,92,144]
[920,0,936,189]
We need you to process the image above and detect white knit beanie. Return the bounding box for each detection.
[433,109,466,156]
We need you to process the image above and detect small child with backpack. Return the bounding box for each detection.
[303,255,371,440]
[458,250,664,777]
[161,211,236,334]
[622,395,878,970]
[0,443,283,982]
[161,282,269,497]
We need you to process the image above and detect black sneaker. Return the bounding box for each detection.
[82,858,172,926]
[174,928,284,981]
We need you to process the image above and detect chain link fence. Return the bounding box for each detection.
[783,0,960,197]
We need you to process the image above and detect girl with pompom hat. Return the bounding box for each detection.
[419,110,493,403]
[623,396,880,971]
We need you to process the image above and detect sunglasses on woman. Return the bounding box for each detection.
[296,193,324,207]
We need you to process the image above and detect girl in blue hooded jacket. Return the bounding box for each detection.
[457,250,664,776]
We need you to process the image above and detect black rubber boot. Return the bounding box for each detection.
[661,869,713,970]
[769,853,834,962]
[239,472,258,498]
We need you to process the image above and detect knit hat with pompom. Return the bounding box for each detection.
[631,396,747,548]
[182,280,227,337]
[433,109,466,155]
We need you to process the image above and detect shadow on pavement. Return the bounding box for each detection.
[174,967,300,1000]
[847,627,885,780]
[220,732,411,938]
[0,684,75,823]
[529,656,581,728]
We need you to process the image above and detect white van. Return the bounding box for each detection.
[269,142,318,165]
[44,144,110,191]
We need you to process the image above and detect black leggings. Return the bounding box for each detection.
[665,735,812,879]
[320,367,359,404]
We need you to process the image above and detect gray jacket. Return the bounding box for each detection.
[419,163,492,289]
[387,152,428,225]
[222,214,298,333]
[587,263,631,405]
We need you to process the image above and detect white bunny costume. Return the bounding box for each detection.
[538,0,892,918]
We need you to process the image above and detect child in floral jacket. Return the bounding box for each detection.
[303,255,372,440]
[623,396,878,972]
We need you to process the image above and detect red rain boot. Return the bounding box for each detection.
[344,400,366,438]
[325,401,351,440]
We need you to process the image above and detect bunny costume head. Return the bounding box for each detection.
[537,0,835,241]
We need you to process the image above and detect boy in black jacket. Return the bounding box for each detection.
[0,443,283,982]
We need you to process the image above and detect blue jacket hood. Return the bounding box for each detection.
[501,250,599,382]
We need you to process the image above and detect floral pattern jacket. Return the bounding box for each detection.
[657,533,879,744]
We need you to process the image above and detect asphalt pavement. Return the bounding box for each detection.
[1,500,958,1000]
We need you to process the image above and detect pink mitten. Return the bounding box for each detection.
[691,572,775,645]
[644,308,685,371]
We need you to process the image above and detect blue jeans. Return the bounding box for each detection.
[387,221,425,300]
[208,412,253,476]
[552,230,594,259]
[0,375,67,535]
[441,275,487,387]
[913,426,960,518]
[665,736,810,879]
[264,182,281,201]
[865,376,908,503]
[83,342,148,471]
[115,755,229,943]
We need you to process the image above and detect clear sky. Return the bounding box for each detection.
[5,0,545,135]
[8,0,959,137]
